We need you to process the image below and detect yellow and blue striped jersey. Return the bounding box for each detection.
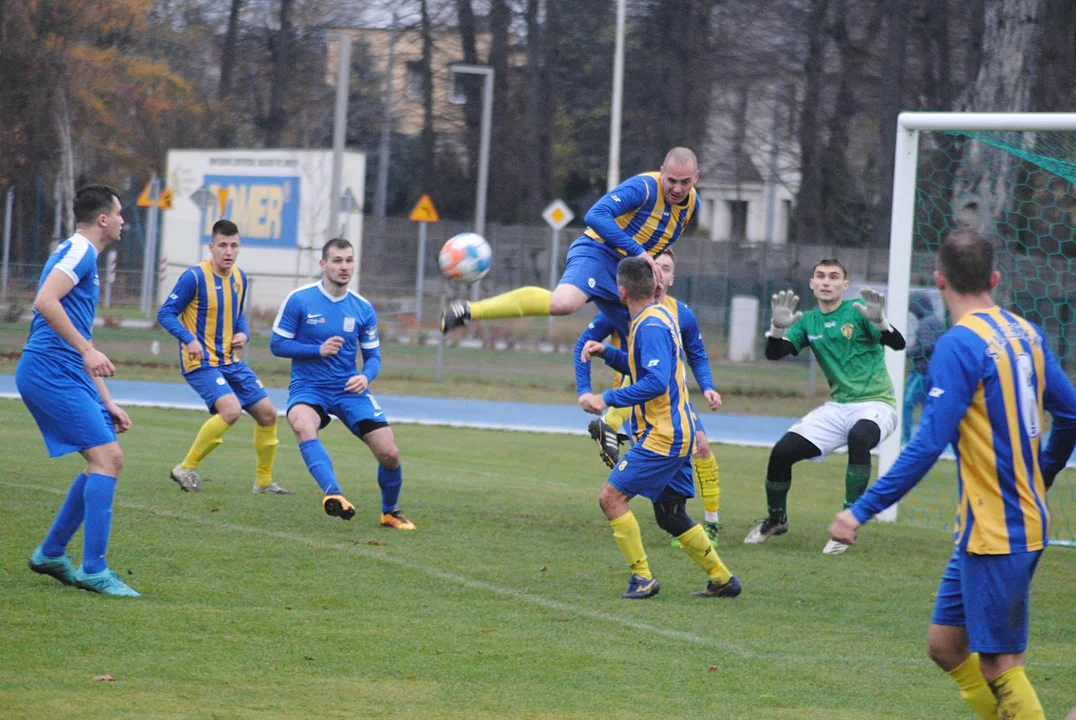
[601,303,695,458]
[582,172,699,258]
[851,306,1076,554]
[157,261,250,374]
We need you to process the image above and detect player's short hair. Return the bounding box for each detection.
[938,229,994,293]
[322,237,353,260]
[211,219,239,238]
[617,256,656,301]
[812,258,847,277]
[657,248,675,263]
[73,185,120,226]
[662,147,697,172]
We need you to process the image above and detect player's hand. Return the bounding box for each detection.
[643,254,662,296]
[828,509,860,545]
[108,404,132,433]
[231,332,249,349]
[82,347,115,378]
[768,290,802,339]
[320,336,345,357]
[345,374,369,394]
[578,392,608,415]
[703,389,722,411]
[581,340,606,363]
[854,288,891,331]
[185,339,205,362]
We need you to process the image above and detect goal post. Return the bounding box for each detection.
[879,112,1076,545]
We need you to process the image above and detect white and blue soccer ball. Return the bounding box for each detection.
[438,232,492,284]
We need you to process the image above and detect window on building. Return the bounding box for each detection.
[406,60,424,101]
[449,73,466,104]
[727,200,748,242]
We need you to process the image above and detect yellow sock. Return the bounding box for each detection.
[693,453,720,516]
[988,666,1044,720]
[946,654,999,720]
[610,512,651,579]
[677,524,732,584]
[181,414,231,470]
[603,406,630,434]
[470,287,551,320]
[253,422,280,487]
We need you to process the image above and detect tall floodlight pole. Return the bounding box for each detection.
[328,33,353,242]
[451,64,494,301]
[607,0,626,191]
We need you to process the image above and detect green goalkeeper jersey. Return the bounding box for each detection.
[784,299,896,407]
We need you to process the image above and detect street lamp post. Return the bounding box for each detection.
[450,64,494,301]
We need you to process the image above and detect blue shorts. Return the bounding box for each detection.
[559,239,631,333]
[608,446,695,503]
[185,363,269,413]
[287,385,389,438]
[16,351,116,457]
[930,547,1043,654]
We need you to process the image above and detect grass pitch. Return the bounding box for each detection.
[1,401,1073,719]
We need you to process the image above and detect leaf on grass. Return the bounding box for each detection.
[284,605,293,610]
[93,674,115,682]
[708,665,719,672]
[367,540,385,547]
[405,675,417,680]
[304,656,314,661]
[480,628,495,634]
[539,565,547,572]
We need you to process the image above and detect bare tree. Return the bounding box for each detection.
[217,0,246,145]
[795,0,829,244]
[262,0,295,147]
[420,0,436,191]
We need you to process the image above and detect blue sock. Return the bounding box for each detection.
[81,473,117,574]
[299,439,341,495]
[42,473,88,557]
[378,464,403,513]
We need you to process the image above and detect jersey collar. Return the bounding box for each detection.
[317,280,349,303]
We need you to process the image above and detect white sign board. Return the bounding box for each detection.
[542,199,574,230]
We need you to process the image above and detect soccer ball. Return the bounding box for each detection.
[438,232,492,284]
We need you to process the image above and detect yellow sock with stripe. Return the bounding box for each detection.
[603,406,630,434]
[676,524,732,584]
[693,453,720,522]
[469,287,551,320]
[988,666,1044,720]
[946,654,999,720]
[253,422,280,488]
[610,512,651,579]
[181,414,231,470]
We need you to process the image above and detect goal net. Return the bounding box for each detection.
[881,112,1076,548]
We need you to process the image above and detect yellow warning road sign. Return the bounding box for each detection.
[136,181,174,210]
[409,194,440,223]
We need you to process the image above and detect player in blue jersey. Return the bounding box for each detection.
[829,229,1076,720]
[575,251,723,547]
[271,238,415,530]
[578,256,740,600]
[157,220,287,495]
[18,185,140,598]
[440,147,700,334]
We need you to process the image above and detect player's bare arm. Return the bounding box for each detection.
[34,268,114,377]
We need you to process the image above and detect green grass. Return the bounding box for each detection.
[1,401,1073,719]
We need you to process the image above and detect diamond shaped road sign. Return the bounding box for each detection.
[542,199,574,230]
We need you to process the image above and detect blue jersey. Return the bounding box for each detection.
[23,233,100,368]
[574,295,715,396]
[582,172,700,259]
[270,281,381,388]
[852,306,1076,554]
[157,261,250,375]
[599,303,696,458]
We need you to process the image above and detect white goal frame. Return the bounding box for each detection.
[878,112,1076,523]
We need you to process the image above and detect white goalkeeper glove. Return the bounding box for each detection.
[854,288,891,331]
[768,290,802,340]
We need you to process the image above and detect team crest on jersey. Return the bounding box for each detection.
[343,317,356,332]
[618,459,628,471]
[841,323,854,339]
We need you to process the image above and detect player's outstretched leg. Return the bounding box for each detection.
[588,417,623,469]
[822,420,879,555]
[440,286,557,334]
[745,432,819,544]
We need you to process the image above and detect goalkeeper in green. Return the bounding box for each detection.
[744,258,906,554]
